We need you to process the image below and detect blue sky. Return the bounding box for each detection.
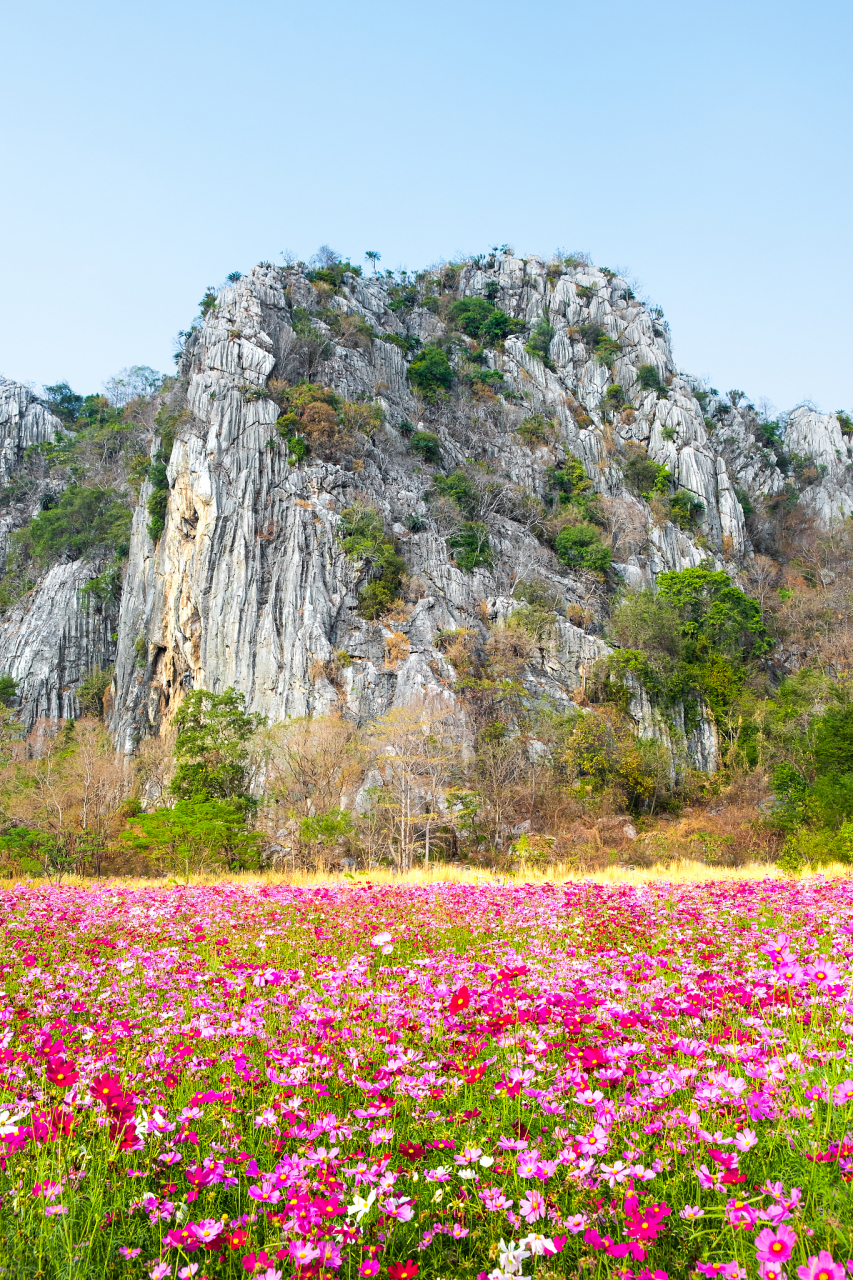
[2,0,850,414]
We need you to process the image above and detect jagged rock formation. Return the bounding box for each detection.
[0,253,849,764]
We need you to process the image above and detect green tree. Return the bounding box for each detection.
[656,567,771,660]
[338,505,405,619]
[555,523,612,574]
[408,346,452,400]
[365,251,381,275]
[525,316,555,366]
[171,688,265,806]
[14,484,132,566]
[124,798,262,881]
[43,382,84,424]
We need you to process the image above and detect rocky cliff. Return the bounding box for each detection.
[0,252,849,767]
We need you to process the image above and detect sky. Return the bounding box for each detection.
[1,0,851,414]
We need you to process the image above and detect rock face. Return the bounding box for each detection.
[0,254,848,765]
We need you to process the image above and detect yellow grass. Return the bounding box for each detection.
[1,860,851,891]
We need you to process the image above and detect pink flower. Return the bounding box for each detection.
[289,1241,321,1265]
[797,1252,846,1280]
[520,1189,547,1223]
[759,1265,787,1280]
[150,1267,170,1280]
[756,1226,797,1264]
[119,1247,142,1259]
[358,1263,380,1277]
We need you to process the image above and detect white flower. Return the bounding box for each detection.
[0,1110,23,1137]
[479,1154,495,1167]
[371,932,393,948]
[346,1189,376,1222]
[520,1233,555,1256]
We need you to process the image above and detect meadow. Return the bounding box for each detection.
[1,870,851,1280]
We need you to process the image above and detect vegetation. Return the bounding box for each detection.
[407,345,453,399]
[636,362,668,396]
[448,296,522,344]
[555,522,612,574]
[448,520,492,571]
[171,686,265,808]
[337,504,405,619]
[409,430,441,464]
[13,484,132,567]
[525,315,555,366]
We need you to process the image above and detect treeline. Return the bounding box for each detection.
[0,541,850,880]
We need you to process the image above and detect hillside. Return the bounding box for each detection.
[0,248,850,872]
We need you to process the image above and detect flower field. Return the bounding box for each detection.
[1,877,852,1280]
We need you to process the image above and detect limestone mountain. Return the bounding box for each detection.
[0,250,848,773]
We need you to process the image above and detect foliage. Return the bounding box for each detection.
[171,687,265,807]
[146,454,170,541]
[43,382,84,423]
[407,345,453,399]
[338,505,405,620]
[524,315,555,366]
[669,489,705,529]
[380,331,421,356]
[656,567,772,661]
[300,807,354,846]
[433,470,476,518]
[306,260,362,288]
[199,287,218,317]
[636,363,667,396]
[123,797,262,880]
[13,484,132,567]
[555,523,612,574]
[593,334,622,365]
[448,521,492,571]
[516,413,553,445]
[623,449,672,498]
[448,297,522,344]
[75,666,113,718]
[409,430,442,464]
[0,675,16,706]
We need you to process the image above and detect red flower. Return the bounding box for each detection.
[464,1064,487,1084]
[45,1059,79,1087]
[90,1073,123,1104]
[388,1262,420,1279]
[225,1229,247,1250]
[242,1252,270,1272]
[447,987,470,1015]
[398,1142,425,1161]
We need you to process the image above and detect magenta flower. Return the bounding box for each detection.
[797,1253,846,1280]
[756,1226,797,1264]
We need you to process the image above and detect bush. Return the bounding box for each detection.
[146,487,169,541]
[525,316,555,366]
[408,346,452,400]
[409,431,442,464]
[449,297,522,345]
[636,363,667,395]
[448,521,492,571]
[555,523,612,574]
[338,505,405,620]
[669,489,705,529]
[16,484,132,566]
[76,666,113,718]
[623,449,671,497]
[516,414,553,445]
[433,470,477,518]
[594,335,622,366]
